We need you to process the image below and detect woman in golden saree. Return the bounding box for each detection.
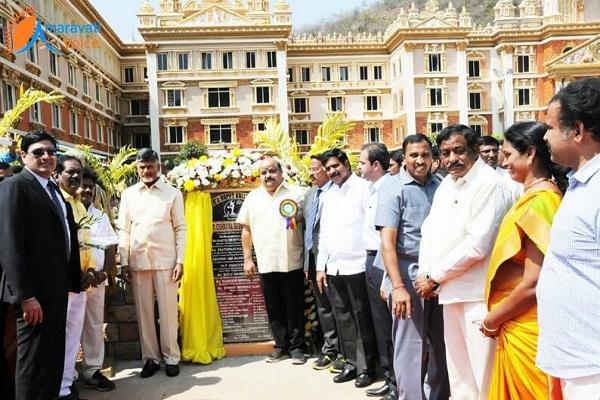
[481,122,568,399]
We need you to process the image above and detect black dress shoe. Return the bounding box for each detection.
[381,389,398,400]
[366,382,391,397]
[333,367,357,383]
[140,360,160,378]
[165,363,180,377]
[355,373,375,388]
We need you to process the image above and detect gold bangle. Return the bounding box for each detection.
[392,283,405,291]
[482,321,499,333]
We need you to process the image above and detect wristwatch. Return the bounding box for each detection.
[425,274,440,291]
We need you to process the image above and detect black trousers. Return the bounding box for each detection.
[260,269,305,352]
[328,271,377,374]
[0,301,15,400]
[15,293,68,400]
[365,253,396,388]
[308,252,339,357]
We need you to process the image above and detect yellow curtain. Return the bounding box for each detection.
[179,191,227,363]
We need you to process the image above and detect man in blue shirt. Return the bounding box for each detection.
[0,140,21,164]
[376,134,449,400]
[537,77,600,398]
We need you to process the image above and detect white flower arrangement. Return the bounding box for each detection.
[166,148,302,192]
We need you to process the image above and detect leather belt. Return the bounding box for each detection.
[366,250,378,256]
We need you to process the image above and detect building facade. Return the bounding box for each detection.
[1,0,600,160]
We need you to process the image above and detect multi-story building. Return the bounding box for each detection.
[1,0,599,161]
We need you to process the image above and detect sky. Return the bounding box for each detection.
[89,0,373,43]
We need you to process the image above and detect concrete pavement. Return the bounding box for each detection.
[78,355,383,400]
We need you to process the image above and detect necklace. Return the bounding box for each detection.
[524,177,550,193]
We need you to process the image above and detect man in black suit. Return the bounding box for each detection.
[0,130,81,399]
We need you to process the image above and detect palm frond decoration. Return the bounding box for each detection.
[75,144,138,203]
[0,85,64,154]
[304,112,358,173]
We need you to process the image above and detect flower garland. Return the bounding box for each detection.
[166,148,301,192]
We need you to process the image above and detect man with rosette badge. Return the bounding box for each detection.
[237,157,307,364]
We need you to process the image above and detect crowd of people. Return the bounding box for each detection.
[0,77,598,400]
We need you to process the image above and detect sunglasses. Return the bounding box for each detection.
[30,148,58,158]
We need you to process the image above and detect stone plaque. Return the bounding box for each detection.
[210,190,271,343]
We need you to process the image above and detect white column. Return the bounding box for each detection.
[456,45,468,124]
[405,50,416,135]
[276,44,289,134]
[146,48,161,162]
[501,51,514,129]
[490,50,503,134]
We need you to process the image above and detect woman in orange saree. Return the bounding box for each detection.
[482,122,568,400]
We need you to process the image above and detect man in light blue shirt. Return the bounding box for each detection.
[537,77,600,398]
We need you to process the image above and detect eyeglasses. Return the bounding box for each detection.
[30,148,58,158]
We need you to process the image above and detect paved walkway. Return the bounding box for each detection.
[78,356,381,400]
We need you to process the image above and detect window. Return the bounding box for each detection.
[430,123,443,136]
[366,127,380,142]
[321,67,331,82]
[0,16,6,47]
[246,52,256,69]
[157,53,169,71]
[295,129,309,145]
[49,52,59,76]
[287,68,294,82]
[517,88,531,106]
[373,66,383,80]
[429,88,443,106]
[106,90,112,109]
[97,123,104,143]
[131,99,149,115]
[82,75,89,95]
[428,54,442,72]
[222,52,233,69]
[52,105,62,129]
[207,88,231,108]
[143,67,148,80]
[469,92,482,110]
[365,96,379,111]
[293,98,308,113]
[177,53,189,70]
[267,51,277,68]
[516,55,530,73]
[167,126,185,144]
[359,66,368,80]
[124,67,134,83]
[201,52,213,70]
[70,111,79,134]
[95,83,101,102]
[339,66,349,81]
[329,97,343,112]
[132,133,150,149]
[209,125,233,144]
[301,67,311,82]
[68,64,76,86]
[468,60,480,78]
[398,59,402,75]
[166,89,183,107]
[84,118,91,139]
[470,125,483,136]
[27,46,38,64]
[255,87,270,104]
[30,103,41,122]
[255,123,266,132]
[1,83,17,111]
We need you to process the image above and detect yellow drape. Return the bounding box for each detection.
[179,191,227,363]
[485,190,562,400]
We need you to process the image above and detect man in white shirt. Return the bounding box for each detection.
[79,167,118,392]
[237,157,307,364]
[316,149,377,389]
[415,125,512,400]
[358,143,396,399]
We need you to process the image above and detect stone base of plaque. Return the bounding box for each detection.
[224,341,275,357]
